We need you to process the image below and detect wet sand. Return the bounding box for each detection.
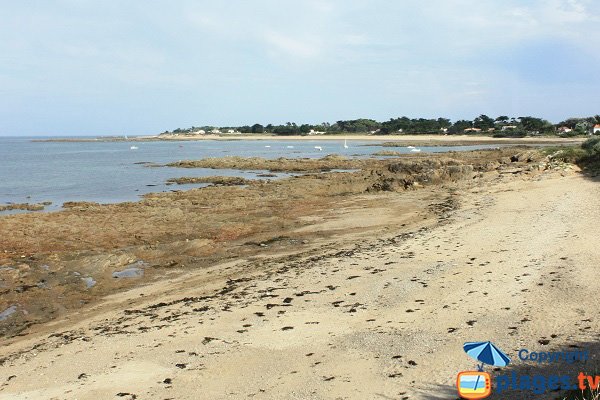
[0,148,598,399]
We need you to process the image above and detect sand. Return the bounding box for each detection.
[38,134,587,147]
[0,151,598,399]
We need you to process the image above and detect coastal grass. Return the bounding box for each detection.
[562,373,600,400]
[563,389,600,400]
[541,145,588,163]
[542,137,600,174]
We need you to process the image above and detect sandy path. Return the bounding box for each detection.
[1,172,598,399]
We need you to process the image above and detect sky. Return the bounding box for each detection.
[1,0,599,136]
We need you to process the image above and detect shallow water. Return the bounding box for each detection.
[0,136,501,212]
[111,261,147,279]
[112,268,144,279]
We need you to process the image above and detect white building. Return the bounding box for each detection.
[593,124,600,134]
[558,126,573,134]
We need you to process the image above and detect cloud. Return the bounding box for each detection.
[1,0,600,135]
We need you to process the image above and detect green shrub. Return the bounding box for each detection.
[582,137,600,157]
[542,146,587,163]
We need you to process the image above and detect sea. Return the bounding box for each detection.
[0,136,501,213]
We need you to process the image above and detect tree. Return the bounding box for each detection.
[437,118,451,129]
[495,116,510,128]
[518,116,554,134]
[299,124,312,134]
[575,121,590,135]
[449,120,473,134]
[473,114,495,131]
[251,123,264,134]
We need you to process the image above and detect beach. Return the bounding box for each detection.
[38,133,588,147]
[0,144,598,399]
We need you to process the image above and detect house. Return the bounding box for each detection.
[440,128,448,133]
[557,126,573,134]
[193,130,206,135]
[308,129,325,135]
[593,124,600,134]
[464,128,482,133]
[501,125,518,131]
[210,129,221,134]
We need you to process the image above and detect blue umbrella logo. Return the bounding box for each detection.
[464,341,511,370]
[462,341,511,395]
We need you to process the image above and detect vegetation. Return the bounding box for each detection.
[542,145,588,163]
[162,114,600,137]
[563,388,600,400]
[543,137,600,173]
[562,372,600,400]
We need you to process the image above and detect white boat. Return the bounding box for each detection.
[264,145,271,148]
[286,145,294,149]
[343,139,348,149]
[407,145,415,149]
[410,148,421,152]
[314,146,323,151]
[130,146,138,150]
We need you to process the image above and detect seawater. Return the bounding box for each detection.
[0,136,501,212]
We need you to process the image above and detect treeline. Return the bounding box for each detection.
[165,115,600,137]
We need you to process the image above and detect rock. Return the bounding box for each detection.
[112,261,147,278]
[0,203,46,212]
[62,201,100,209]
[82,277,97,288]
[112,268,144,279]
[0,305,17,321]
[166,176,257,186]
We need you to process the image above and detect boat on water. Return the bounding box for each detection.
[343,139,348,149]
[130,146,138,150]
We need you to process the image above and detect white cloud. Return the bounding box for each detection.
[2,0,600,135]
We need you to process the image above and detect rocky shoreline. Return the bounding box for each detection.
[0,202,51,212]
[0,148,577,339]
[166,176,258,186]
[166,154,366,172]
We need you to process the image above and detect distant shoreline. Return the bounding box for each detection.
[33,134,587,146]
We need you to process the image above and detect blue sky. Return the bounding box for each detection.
[1,0,599,136]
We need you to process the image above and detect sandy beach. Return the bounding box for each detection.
[0,147,598,399]
[38,133,587,147]
[5,1,600,398]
